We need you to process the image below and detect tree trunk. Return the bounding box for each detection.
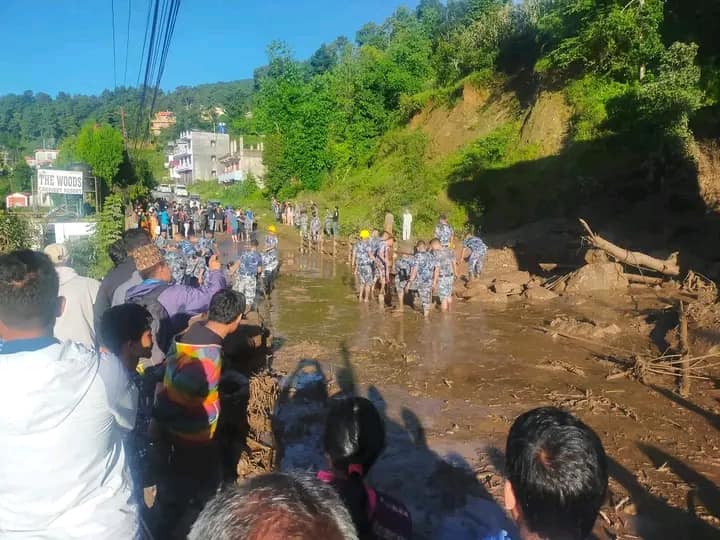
[579,219,680,276]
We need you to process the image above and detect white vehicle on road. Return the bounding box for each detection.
[173,184,189,197]
[157,184,172,194]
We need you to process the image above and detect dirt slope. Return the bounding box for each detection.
[409,83,518,158]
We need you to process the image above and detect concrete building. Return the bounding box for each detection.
[151,111,176,135]
[34,149,58,168]
[218,137,265,185]
[167,130,230,184]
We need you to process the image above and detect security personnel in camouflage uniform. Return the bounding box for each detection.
[434,214,454,248]
[408,240,438,317]
[262,225,280,291]
[431,238,456,312]
[354,230,374,302]
[394,251,416,308]
[299,211,309,251]
[163,247,187,285]
[232,240,263,309]
[462,233,488,279]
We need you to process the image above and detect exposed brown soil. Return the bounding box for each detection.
[233,226,720,540]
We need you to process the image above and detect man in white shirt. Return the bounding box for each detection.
[44,243,100,348]
[402,208,413,241]
[0,249,138,539]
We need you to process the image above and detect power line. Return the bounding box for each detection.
[111,0,117,88]
[123,0,132,86]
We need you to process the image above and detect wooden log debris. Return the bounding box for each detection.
[579,219,680,276]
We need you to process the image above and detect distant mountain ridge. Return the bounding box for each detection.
[0,79,254,153]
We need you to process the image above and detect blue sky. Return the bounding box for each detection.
[0,0,419,96]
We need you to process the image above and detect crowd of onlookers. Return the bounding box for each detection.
[0,205,610,539]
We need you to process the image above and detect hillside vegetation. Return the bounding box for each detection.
[239,0,719,236]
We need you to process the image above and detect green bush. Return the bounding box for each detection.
[0,212,31,253]
[566,76,629,141]
[191,180,268,210]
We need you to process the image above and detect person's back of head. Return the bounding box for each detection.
[0,250,60,338]
[99,304,153,372]
[189,471,358,540]
[132,244,171,281]
[206,289,245,337]
[504,407,608,540]
[108,239,128,267]
[123,228,151,253]
[324,396,386,534]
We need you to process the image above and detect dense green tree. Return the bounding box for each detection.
[9,161,32,192]
[74,122,124,187]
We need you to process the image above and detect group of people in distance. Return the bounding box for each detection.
[352,214,489,316]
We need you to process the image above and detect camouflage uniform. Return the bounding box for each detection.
[310,216,321,243]
[164,250,187,284]
[263,234,280,286]
[414,251,437,311]
[435,248,455,301]
[185,255,207,284]
[299,213,309,241]
[434,222,454,248]
[354,240,374,285]
[373,239,389,283]
[233,250,263,307]
[395,255,416,295]
[464,236,488,277]
[196,236,215,257]
[155,235,170,249]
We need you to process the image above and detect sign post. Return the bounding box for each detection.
[37,169,84,195]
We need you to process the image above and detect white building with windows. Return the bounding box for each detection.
[166,130,230,184]
[218,137,265,185]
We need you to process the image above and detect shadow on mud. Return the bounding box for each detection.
[274,343,516,540]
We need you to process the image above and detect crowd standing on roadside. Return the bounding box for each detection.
[0,193,612,540]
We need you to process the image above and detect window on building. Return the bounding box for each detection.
[211,169,217,177]
[211,155,216,162]
[210,140,216,147]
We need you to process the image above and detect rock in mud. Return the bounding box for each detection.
[466,288,508,304]
[523,287,558,301]
[492,270,531,286]
[492,280,524,296]
[564,263,628,292]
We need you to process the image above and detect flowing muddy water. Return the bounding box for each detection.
[221,235,720,540]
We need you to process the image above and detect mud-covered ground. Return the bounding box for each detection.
[223,229,720,540]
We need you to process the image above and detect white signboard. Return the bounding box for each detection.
[37,169,84,195]
[53,222,96,243]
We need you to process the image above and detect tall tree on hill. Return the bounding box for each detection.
[73,122,125,187]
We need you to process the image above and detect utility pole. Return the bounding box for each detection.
[120,107,128,141]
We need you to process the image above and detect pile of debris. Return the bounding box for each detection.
[457,218,692,304]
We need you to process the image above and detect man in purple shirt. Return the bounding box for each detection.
[125,244,227,365]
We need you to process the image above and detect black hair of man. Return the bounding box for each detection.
[0,250,59,329]
[99,304,153,357]
[208,289,246,324]
[250,239,259,248]
[123,228,151,252]
[108,239,128,267]
[505,407,608,540]
[189,471,358,540]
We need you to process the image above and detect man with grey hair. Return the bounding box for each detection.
[189,472,358,540]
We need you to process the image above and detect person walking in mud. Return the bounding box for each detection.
[394,248,416,309]
[408,240,438,317]
[299,209,310,254]
[262,225,280,292]
[231,240,263,310]
[434,214,454,248]
[374,232,393,304]
[311,212,322,252]
[461,232,488,280]
[431,238,456,312]
[354,230,375,302]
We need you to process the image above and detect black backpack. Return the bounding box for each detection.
[128,283,173,356]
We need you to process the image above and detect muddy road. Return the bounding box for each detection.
[222,231,720,540]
